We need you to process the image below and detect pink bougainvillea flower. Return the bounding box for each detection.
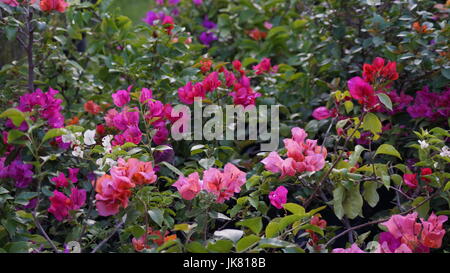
[1,0,19,6]
[173,172,202,200]
[112,125,143,146]
[68,168,79,183]
[51,172,69,188]
[419,213,448,248]
[312,106,333,120]
[269,185,288,209]
[332,243,366,253]
[161,15,175,35]
[112,107,140,131]
[48,188,86,221]
[112,86,131,108]
[140,88,153,104]
[192,0,202,5]
[48,190,71,221]
[178,82,206,104]
[40,0,68,13]
[347,76,379,110]
[203,163,247,203]
[2,159,34,188]
[105,109,119,128]
[264,21,273,30]
[253,58,276,75]
[403,173,418,189]
[114,158,157,186]
[261,151,284,174]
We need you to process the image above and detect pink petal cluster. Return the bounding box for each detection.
[48,188,86,221]
[112,86,132,108]
[268,186,288,209]
[378,212,448,253]
[50,168,79,188]
[261,127,327,178]
[172,163,247,203]
[95,158,157,216]
[253,58,278,75]
[312,106,333,120]
[1,0,36,7]
[332,243,366,253]
[16,88,64,129]
[362,57,398,84]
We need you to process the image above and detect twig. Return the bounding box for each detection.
[91,218,126,253]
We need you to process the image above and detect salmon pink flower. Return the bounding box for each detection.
[173,172,202,200]
[84,101,101,115]
[40,0,68,12]
[420,213,448,248]
[269,186,288,209]
[203,163,247,203]
[95,174,134,216]
[332,243,365,253]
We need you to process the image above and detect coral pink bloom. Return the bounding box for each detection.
[105,109,119,128]
[112,86,131,107]
[40,0,68,12]
[95,174,135,216]
[51,173,68,188]
[312,106,332,120]
[261,151,283,173]
[280,158,297,178]
[420,213,448,248]
[284,139,305,162]
[84,100,101,115]
[173,172,202,200]
[120,158,157,186]
[403,173,418,189]
[269,185,288,209]
[203,164,246,203]
[291,127,308,144]
[332,243,366,253]
[304,154,326,172]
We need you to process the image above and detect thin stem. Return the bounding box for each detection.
[91,218,126,253]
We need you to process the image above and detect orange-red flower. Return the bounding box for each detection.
[84,100,101,115]
[40,0,68,13]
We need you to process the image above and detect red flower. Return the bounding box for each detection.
[84,100,101,115]
[421,168,433,183]
[403,173,418,189]
[362,57,398,83]
[200,59,213,74]
[248,28,267,41]
[40,0,68,13]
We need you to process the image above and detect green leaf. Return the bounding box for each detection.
[342,183,363,219]
[332,184,346,220]
[148,209,164,227]
[282,203,306,215]
[236,235,260,252]
[258,238,291,249]
[362,113,382,136]
[265,221,280,238]
[298,224,324,236]
[159,161,184,177]
[42,128,66,143]
[207,240,233,253]
[0,108,25,127]
[377,93,393,111]
[186,241,208,253]
[444,181,450,192]
[7,130,26,144]
[363,181,379,208]
[349,145,367,167]
[375,144,402,159]
[412,197,430,218]
[6,241,29,253]
[235,217,262,234]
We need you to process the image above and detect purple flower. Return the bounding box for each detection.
[378,232,402,252]
[407,103,433,119]
[155,0,164,5]
[143,11,165,26]
[199,31,217,46]
[202,17,217,29]
[6,160,34,188]
[269,186,288,209]
[193,0,202,5]
[168,0,180,5]
[171,7,180,16]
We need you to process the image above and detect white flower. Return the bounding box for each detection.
[440,146,450,158]
[62,132,82,146]
[83,129,96,146]
[418,140,429,149]
[72,146,84,158]
[96,157,117,170]
[102,135,114,154]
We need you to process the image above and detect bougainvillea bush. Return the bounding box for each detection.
[0,0,449,253]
